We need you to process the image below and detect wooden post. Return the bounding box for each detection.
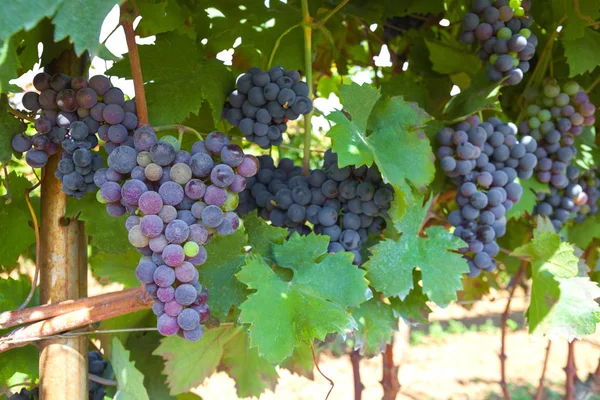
[38,48,89,400]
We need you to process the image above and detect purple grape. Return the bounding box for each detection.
[135,261,158,284]
[165,219,190,244]
[22,92,40,111]
[189,153,214,177]
[184,179,206,200]
[149,234,168,253]
[188,224,209,245]
[150,141,176,166]
[154,265,176,287]
[126,215,140,230]
[106,202,126,217]
[108,124,128,144]
[210,164,235,187]
[33,72,51,91]
[138,191,163,215]
[102,104,124,124]
[157,314,179,336]
[152,301,165,316]
[204,185,227,206]
[134,126,158,151]
[187,245,207,266]
[162,244,185,267]
[108,145,137,173]
[159,181,184,206]
[221,144,244,167]
[159,205,178,223]
[182,324,204,341]
[50,73,71,91]
[237,155,259,177]
[177,308,200,330]
[175,262,197,283]
[202,205,224,227]
[175,284,198,306]
[88,75,111,95]
[205,131,230,154]
[12,133,32,152]
[121,179,147,205]
[140,215,164,238]
[100,181,121,202]
[217,212,240,235]
[164,300,183,317]
[157,286,175,302]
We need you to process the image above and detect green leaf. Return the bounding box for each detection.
[380,75,429,111]
[53,0,122,57]
[112,336,151,400]
[364,193,468,306]
[442,69,502,122]
[279,342,314,379]
[0,275,37,311]
[0,345,39,384]
[506,178,536,220]
[566,214,600,249]
[237,234,368,363]
[0,97,26,162]
[99,309,154,350]
[326,82,380,168]
[90,248,140,288]
[219,327,279,398]
[106,32,233,126]
[0,38,21,94]
[126,331,176,400]
[424,39,480,76]
[563,28,600,77]
[0,0,63,40]
[67,194,130,254]
[136,0,194,39]
[199,228,248,319]
[243,212,287,258]
[390,271,432,324]
[154,325,241,395]
[0,172,36,270]
[352,296,397,357]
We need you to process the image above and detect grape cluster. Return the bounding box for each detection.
[11,72,138,198]
[224,66,313,149]
[438,115,537,276]
[237,151,392,265]
[95,128,258,341]
[460,0,537,85]
[573,169,600,223]
[7,351,107,400]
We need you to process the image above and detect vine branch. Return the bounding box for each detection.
[534,341,551,400]
[18,179,43,310]
[120,5,149,126]
[350,350,364,400]
[7,107,35,122]
[565,341,576,400]
[381,341,400,400]
[301,0,314,176]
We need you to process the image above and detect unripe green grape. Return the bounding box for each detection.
[508,51,518,58]
[490,54,499,65]
[512,58,519,67]
[519,28,531,38]
[563,81,580,96]
[222,191,239,211]
[527,104,541,116]
[184,241,200,257]
[514,7,525,16]
[96,190,107,204]
[541,96,554,107]
[528,117,541,129]
[538,109,552,122]
[160,135,180,152]
[509,0,521,8]
[543,82,561,98]
[497,27,512,39]
[137,151,152,167]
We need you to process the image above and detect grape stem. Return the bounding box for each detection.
[316,0,350,27]
[586,75,600,94]
[301,0,313,176]
[267,23,302,70]
[154,124,204,141]
[312,342,334,400]
[7,107,35,122]
[499,247,530,261]
[120,5,149,127]
[2,165,11,204]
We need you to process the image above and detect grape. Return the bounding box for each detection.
[136,261,158,284]
[121,179,147,205]
[108,146,137,174]
[210,164,235,187]
[182,324,205,341]
[140,215,163,238]
[170,163,192,185]
[189,153,214,177]
[165,219,190,244]
[11,133,32,152]
[150,141,177,166]
[204,185,227,206]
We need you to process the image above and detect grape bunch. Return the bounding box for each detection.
[95,128,258,341]
[7,351,108,400]
[573,168,600,223]
[460,0,537,85]
[237,151,392,265]
[224,66,313,149]
[11,72,138,198]
[438,115,537,276]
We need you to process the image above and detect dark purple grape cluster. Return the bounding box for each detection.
[11,72,138,198]
[237,151,392,265]
[460,0,536,85]
[438,115,537,276]
[95,128,258,341]
[224,66,313,149]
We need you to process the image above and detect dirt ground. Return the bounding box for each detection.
[195,289,600,400]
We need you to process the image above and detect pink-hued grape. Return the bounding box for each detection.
[221,144,244,167]
[188,224,209,244]
[162,244,185,267]
[157,286,175,302]
[204,185,227,206]
[149,234,169,253]
[128,225,149,248]
[217,212,240,236]
[228,174,246,193]
[100,182,121,203]
[121,179,147,205]
[197,286,209,304]
[158,205,178,223]
[145,163,163,181]
[164,300,183,317]
[237,155,259,177]
[157,314,179,336]
[138,191,164,215]
[175,262,197,283]
[154,265,176,287]
[190,303,210,323]
[103,104,125,124]
[184,179,206,200]
[139,215,164,238]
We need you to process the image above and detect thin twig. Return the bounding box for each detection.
[534,341,552,400]
[574,0,599,28]
[88,374,117,387]
[120,5,149,126]
[312,343,334,400]
[586,75,600,94]
[3,165,11,204]
[565,341,576,400]
[499,261,526,400]
[499,248,530,261]
[301,0,313,176]
[316,0,350,26]
[154,124,203,140]
[18,184,41,310]
[7,107,36,122]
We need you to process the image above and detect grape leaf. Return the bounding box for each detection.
[511,220,595,338]
[0,345,39,384]
[442,68,503,122]
[381,74,429,111]
[352,296,397,357]
[99,309,154,352]
[506,179,536,220]
[390,271,432,324]
[364,192,468,307]
[135,0,193,39]
[279,342,314,379]
[326,83,435,190]
[154,325,240,395]
[111,337,150,400]
[326,83,380,168]
[126,331,176,400]
[0,97,26,162]
[563,28,600,77]
[106,32,233,126]
[199,228,248,320]
[237,233,369,363]
[0,0,63,41]
[425,38,480,76]
[243,212,288,258]
[53,0,121,57]
[67,194,130,254]
[566,214,600,249]
[0,38,21,94]
[218,327,279,398]
[0,172,37,270]
[90,248,140,288]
